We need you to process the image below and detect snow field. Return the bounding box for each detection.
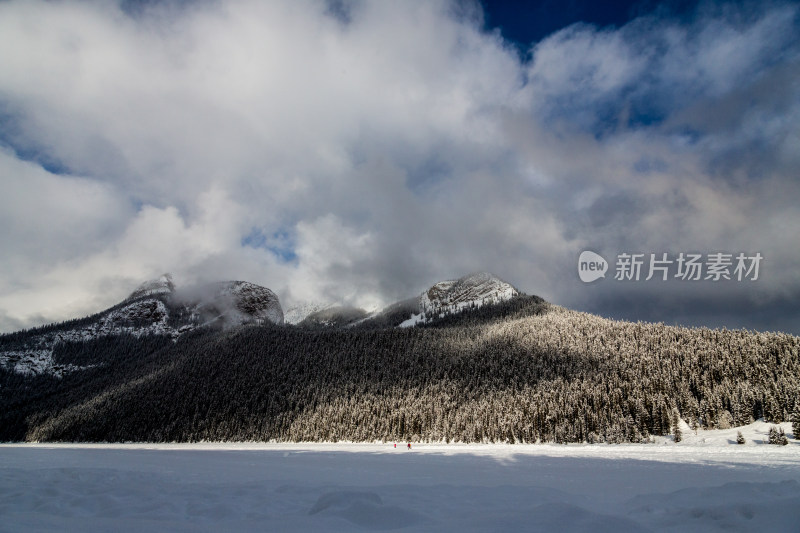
[1,421,798,532]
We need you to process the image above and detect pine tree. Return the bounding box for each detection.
[671,408,682,442]
[768,426,778,444]
[792,405,800,440]
[767,426,788,445]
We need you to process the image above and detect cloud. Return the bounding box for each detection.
[0,148,132,264]
[0,0,798,333]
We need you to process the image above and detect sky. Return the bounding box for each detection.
[0,0,798,334]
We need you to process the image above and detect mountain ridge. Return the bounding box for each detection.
[0,275,284,377]
[0,271,522,375]
[285,272,521,330]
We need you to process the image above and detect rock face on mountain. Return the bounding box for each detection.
[386,272,521,328]
[194,281,284,327]
[420,272,519,316]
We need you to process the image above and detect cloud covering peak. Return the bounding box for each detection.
[1,0,798,333]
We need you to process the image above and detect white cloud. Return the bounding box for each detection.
[0,0,798,333]
[528,24,645,98]
[0,148,132,278]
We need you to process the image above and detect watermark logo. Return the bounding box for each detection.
[578,251,608,283]
[578,251,763,283]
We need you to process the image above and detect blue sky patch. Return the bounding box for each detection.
[242,228,298,263]
[0,108,72,176]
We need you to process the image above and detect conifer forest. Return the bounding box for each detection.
[2,295,798,444]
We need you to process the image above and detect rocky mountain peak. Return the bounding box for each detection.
[420,272,518,315]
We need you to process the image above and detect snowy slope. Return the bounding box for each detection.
[285,302,379,328]
[283,302,335,325]
[0,349,90,377]
[299,306,369,328]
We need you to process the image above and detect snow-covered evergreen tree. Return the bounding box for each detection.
[767,426,788,445]
[768,426,779,444]
[671,408,682,443]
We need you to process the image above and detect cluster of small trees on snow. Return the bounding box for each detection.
[768,426,789,445]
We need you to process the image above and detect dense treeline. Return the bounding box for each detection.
[0,333,174,441]
[1,297,798,443]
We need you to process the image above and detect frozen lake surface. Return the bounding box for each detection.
[1,421,799,532]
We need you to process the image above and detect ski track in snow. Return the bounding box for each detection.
[1,422,799,532]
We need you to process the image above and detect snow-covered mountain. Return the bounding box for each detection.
[397,272,519,327]
[0,275,284,377]
[420,272,519,314]
[121,276,285,330]
[6,270,798,451]
[0,272,521,376]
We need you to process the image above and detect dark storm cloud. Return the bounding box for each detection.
[578,280,800,335]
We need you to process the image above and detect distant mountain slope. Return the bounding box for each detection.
[2,302,797,444]
[2,272,798,445]
[283,302,334,325]
[353,297,421,329]
[0,276,283,377]
[298,306,369,328]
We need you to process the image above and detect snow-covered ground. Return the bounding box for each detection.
[283,302,334,325]
[399,312,425,328]
[1,421,798,532]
